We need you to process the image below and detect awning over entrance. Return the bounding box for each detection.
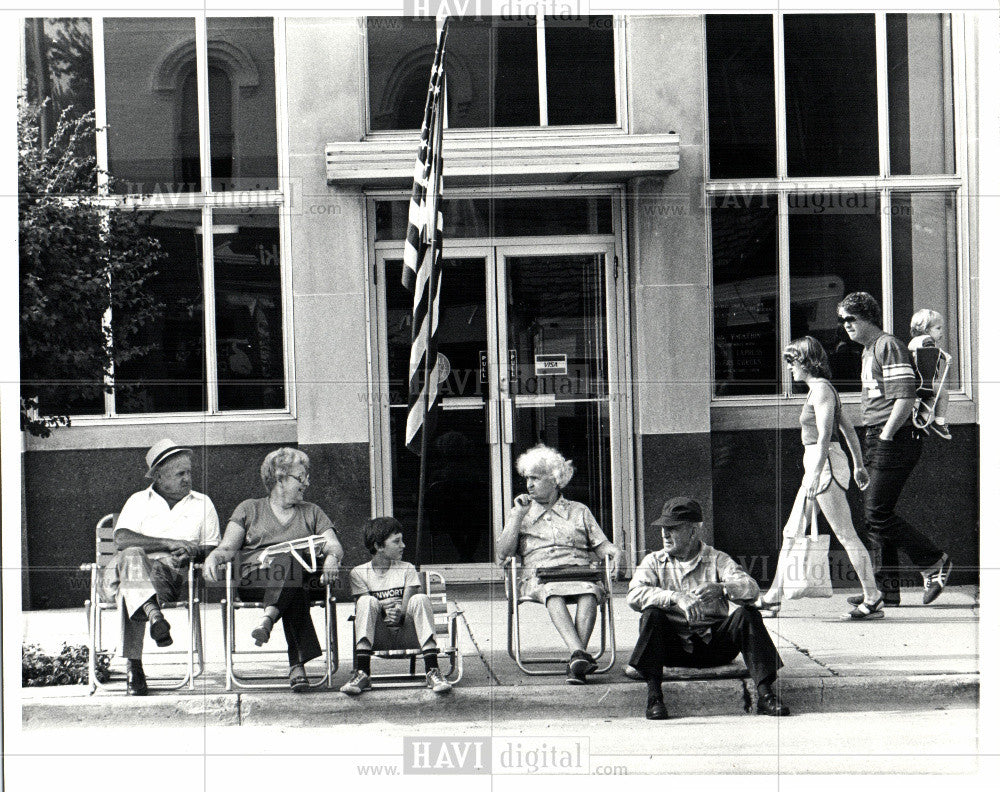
[325,132,680,188]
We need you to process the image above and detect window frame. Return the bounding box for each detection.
[705,12,972,408]
[361,14,628,137]
[34,15,295,425]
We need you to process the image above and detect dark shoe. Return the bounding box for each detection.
[289,664,309,693]
[148,615,173,648]
[756,692,790,716]
[645,698,669,720]
[844,595,886,620]
[251,620,273,647]
[922,558,953,605]
[569,650,598,676]
[566,664,587,685]
[848,592,899,607]
[126,660,148,696]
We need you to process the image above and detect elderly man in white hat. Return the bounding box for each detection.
[102,439,220,695]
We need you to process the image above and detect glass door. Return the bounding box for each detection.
[374,241,629,579]
[378,252,499,570]
[495,246,619,545]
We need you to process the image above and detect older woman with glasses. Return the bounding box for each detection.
[495,444,620,684]
[204,447,344,690]
[758,336,883,620]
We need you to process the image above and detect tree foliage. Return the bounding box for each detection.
[18,97,163,436]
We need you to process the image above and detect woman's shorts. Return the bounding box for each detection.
[801,442,851,494]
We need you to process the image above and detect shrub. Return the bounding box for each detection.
[22,642,111,686]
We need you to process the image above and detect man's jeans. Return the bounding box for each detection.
[862,425,943,593]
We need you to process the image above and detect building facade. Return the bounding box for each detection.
[19,13,987,607]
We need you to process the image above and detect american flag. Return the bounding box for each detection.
[402,16,448,454]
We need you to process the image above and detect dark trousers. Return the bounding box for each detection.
[238,552,323,666]
[628,605,782,686]
[862,426,942,593]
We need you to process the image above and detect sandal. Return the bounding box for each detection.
[756,598,781,618]
[289,664,309,692]
[845,596,885,621]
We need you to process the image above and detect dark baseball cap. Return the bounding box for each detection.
[651,497,703,527]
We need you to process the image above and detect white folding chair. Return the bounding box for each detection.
[81,513,204,693]
[505,556,616,676]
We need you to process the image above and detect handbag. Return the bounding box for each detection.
[535,563,604,584]
[781,499,833,599]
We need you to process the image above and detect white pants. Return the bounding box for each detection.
[353,593,437,651]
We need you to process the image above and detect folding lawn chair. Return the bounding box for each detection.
[505,555,616,676]
[220,535,339,690]
[349,570,466,687]
[81,513,205,693]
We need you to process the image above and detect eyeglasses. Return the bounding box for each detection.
[837,315,859,325]
[285,473,309,487]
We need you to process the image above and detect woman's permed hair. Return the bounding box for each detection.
[260,447,311,492]
[782,336,832,380]
[364,516,404,555]
[836,292,881,327]
[515,444,575,490]
[910,308,943,338]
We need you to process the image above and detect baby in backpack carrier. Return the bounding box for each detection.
[909,309,951,440]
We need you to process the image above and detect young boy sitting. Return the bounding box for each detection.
[340,517,452,695]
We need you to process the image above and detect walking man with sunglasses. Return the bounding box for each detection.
[836,293,951,608]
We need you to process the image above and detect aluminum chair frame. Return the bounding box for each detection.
[348,571,465,688]
[505,555,616,676]
[221,559,339,690]
[82,513,205,694]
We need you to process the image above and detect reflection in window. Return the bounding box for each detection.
[375,196,613,241]
[784,15,878,177]
[206,17,279,190]
[705,15,776,179]
[788,192,881,390]
[23,18,96,152]
[366,16,615,130]
[104,18,200,193]
[887,14,955,176]
[711,196,779,396]
[213,210,285,410]
[114,211,206,414]
[890,193,959,387]
[544,16,616,125]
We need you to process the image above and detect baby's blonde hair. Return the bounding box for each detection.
[910,308,944,338]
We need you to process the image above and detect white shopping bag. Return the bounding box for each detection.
[782,499,833,599]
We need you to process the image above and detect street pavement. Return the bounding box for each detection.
[17,582,979,730]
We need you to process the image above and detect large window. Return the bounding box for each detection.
[707,13,961,398]
[366,15,617,131]
[22,17,287,417]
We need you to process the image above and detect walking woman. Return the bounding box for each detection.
[759,336,884,620]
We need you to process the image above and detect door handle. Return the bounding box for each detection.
[487,397,500,446]
[501,397,513,445]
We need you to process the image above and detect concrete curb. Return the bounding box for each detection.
[21,674,978,728]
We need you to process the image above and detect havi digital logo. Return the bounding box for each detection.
[404,737,491,775]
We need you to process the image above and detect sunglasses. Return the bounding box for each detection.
[837,315,859,325]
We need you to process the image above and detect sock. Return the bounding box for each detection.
[141,598,162,622]
[356,651,371,675]
[423,649,440,672]
[645,675,663,702]
[757,679,776,698]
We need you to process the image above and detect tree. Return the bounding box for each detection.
[18,98,163,437]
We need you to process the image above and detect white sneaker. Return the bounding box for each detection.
[340,670,371,696]
[426,668,453,694]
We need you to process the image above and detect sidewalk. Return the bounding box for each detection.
[19,584,979,728]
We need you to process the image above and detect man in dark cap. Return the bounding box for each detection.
[627,496,789,720]
[102,439,220,694]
